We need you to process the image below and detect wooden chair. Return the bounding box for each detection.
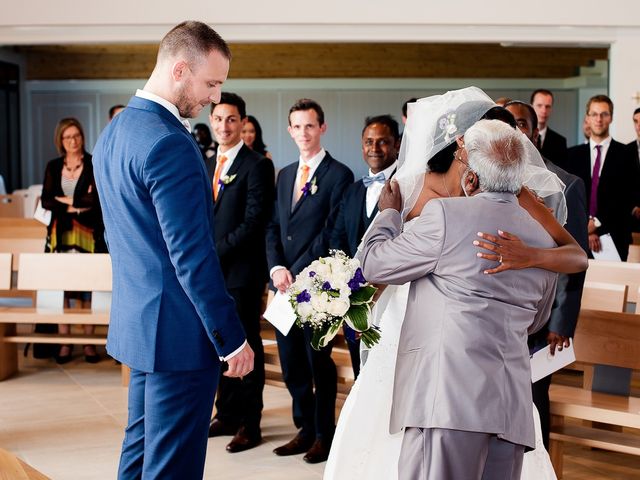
[0,194,25,218]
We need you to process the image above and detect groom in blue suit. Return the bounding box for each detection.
[93,22,253,479]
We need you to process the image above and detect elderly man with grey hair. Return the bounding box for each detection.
[360,119,558,480]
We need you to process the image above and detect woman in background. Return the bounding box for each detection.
[242,115,272,159]
[41,117,107,364]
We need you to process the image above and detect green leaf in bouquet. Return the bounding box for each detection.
[350,285,377,305]
[310,320,344,351]
[360,326,381,348]
[327,290,340,298]
[344,303,370,332]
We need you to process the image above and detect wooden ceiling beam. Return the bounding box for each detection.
[15,43,608,80]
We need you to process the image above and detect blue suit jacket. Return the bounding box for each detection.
[93,96,246,372]
[266,152,353,277]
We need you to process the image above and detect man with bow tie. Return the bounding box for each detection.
[266,98,353,463]
[330,114,400,376]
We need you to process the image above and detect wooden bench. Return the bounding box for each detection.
[0,253,112,381]
[0,447,50,479]
[0,194,26,217]
[549,308,640,477]
[585,259,640,305]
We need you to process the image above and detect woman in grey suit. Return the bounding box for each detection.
[325,88,587,480]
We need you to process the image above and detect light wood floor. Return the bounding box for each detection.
[0,350,639,479]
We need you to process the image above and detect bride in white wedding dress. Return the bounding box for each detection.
[324,87,586,480]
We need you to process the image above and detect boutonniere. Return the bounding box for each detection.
[217,174,237,193]
[301,177,318,197]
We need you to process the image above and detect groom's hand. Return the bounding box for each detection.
[378,180,402,212]
[225,343,254,378]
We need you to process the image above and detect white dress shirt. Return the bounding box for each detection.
[365,161,397,217]
[589,136,612,177]
[290,148,326,206]
[270,148,326,279]
[135,89,191,131]
[215,140,244,179]
[538,126,547,148]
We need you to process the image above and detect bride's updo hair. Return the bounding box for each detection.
[480,106,517,129]
[427,142,457,173]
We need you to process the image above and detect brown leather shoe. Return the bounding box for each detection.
[303,439,330,464]
[273,433,314,456]
[208,419,238,438]
[226,427,262,453]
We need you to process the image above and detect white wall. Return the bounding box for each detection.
[24,77,589,187]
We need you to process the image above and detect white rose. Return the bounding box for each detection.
[327,298,350,317]
[315,263,331,278]
[297,302,313,318]
[310,292,328,313]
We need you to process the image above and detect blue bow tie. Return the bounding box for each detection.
[362,172,386,188]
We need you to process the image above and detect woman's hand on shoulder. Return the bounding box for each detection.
[473,230,536,274]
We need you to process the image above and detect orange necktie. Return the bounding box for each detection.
[213,155,228,201]
[295,164,310,202]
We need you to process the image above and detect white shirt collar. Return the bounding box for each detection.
[368,161,397,179]
[589,136,612,149]
[217,140,244,163]
[135,89,191,131]
[298,148,326,171]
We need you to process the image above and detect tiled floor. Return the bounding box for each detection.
[0,353,323,480]
[2,353,640,480]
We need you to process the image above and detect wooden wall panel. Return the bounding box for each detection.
[15,43,608,80]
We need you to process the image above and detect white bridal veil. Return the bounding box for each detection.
[395,86,567,224]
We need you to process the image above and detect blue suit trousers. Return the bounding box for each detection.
[118,366,218,479]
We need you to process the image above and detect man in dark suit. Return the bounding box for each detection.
[564,94,640,261]
[531,89,568,166]
[267,98,353,463]
[92,22,253,479]
[330,114,400,377]
[206,92,275,453]
[506,101,588,448]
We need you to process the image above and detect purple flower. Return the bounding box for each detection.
[296,290,311,303]
[322,281,332,291]
[347,268,366,291]
[301,182,312,197]
[309,271,316,277]
[217,179,225,193]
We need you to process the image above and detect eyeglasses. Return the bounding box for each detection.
[587,112,611,119]
[62,133,82,141]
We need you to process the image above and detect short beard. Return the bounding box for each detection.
[175,79,197,118]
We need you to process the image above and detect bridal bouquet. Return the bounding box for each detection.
[288,250,379,350]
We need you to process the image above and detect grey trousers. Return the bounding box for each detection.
[398,427,524,480]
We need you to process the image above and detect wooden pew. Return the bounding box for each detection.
[580,281,628,312]
[0,194,25,217]
[0,447,50,479]
[548,309,640,477]
[0,253,112,381]
[585,259,640,304]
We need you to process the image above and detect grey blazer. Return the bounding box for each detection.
[361,192,557,449]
